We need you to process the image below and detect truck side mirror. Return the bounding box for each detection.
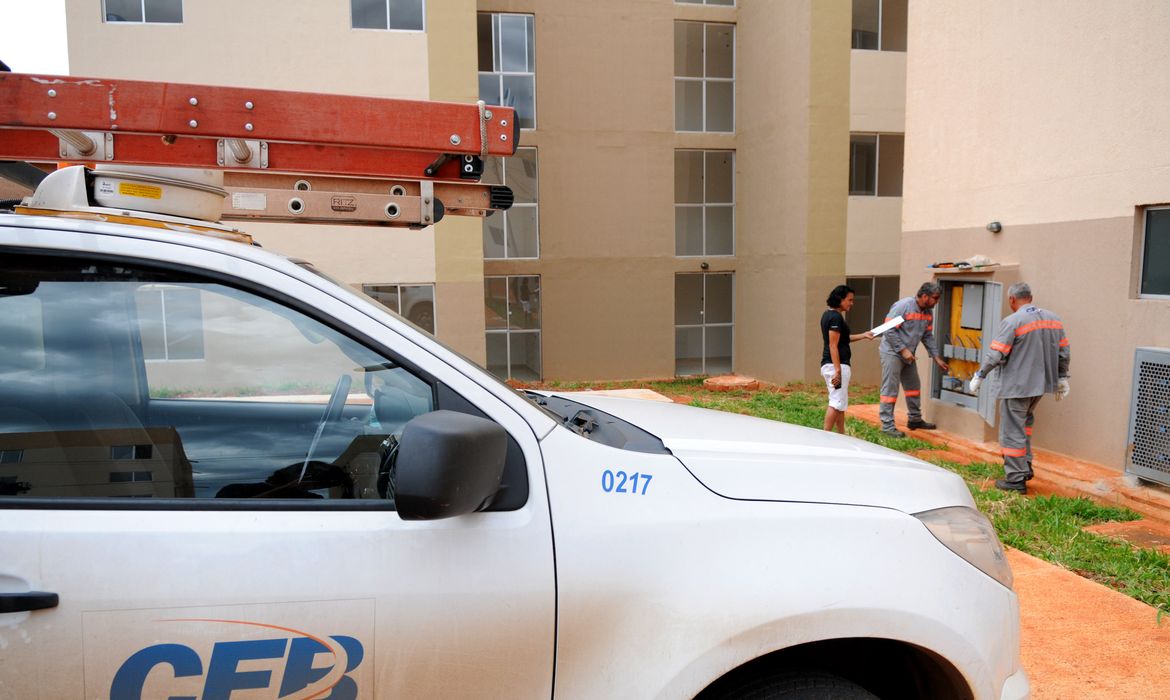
[393,410,507,520]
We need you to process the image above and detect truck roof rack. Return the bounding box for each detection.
[0,73,517,229]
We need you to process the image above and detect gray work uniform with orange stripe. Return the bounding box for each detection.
[976,304,1071,485]
[878,296,939,429]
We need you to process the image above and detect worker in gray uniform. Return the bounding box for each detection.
[970,282,1070,494]
[879,282,949,437]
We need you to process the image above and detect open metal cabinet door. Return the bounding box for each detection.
[977,282,1003,426]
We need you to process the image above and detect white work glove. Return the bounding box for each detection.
[969,374,983,395]
[1055,378,1070,401]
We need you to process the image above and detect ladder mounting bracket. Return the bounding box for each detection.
[217,139,268,169]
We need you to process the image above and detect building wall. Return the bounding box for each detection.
[63,0,488,360]
[904,1,1170,469]
[484,0,852,384]
[61,0,885,386]
[844,37,906,384]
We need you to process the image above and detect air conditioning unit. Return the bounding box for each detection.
[1126,347,1170,486]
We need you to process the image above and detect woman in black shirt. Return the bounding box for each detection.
[821,284,875,433]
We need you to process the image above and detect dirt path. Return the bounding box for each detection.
[1009,548,1170,698]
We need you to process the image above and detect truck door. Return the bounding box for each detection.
[0,245,555,699]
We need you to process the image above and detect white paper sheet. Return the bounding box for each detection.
[870,315,904,336]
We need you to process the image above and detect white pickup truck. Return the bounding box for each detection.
[0,170,1028,699]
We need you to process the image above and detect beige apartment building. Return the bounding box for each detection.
[61,0,908,386]
[903,1,1170,477]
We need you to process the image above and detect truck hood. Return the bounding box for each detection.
[551,392,973,515]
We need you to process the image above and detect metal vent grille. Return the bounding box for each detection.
[1127,348,1170,485]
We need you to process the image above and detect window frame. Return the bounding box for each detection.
[0,248,531,511]
[674,21,736,134]
[136,284,206,362]
[361,282,438,334]
[349,0,427,32]
[849,132,903,197]
[1140,206,1170,300]
[484,275,542,381]
[483,147,540,260]
[845,275,900,331]
[674,272,735,376]
[675,149,736,257]
[102,0,183,24]
[478,12,537,131]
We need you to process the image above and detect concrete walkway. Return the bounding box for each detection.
[850,404,1170,697]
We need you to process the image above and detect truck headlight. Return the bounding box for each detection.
[915,506,1013,590]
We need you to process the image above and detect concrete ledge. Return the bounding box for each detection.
[851,403,1170,528]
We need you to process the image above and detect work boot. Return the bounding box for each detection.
[994,479,1027,495]
[881,426,906,438]
[907,419,937,430]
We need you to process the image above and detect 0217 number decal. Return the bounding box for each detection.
[601,470,652,495]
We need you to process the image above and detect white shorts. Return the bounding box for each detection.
[820,363,851,411]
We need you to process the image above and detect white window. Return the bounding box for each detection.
[849,133,903,196]
[351,0,425,31]
[478,13,536,130]
[1140,208,1170,298]
[676,150,734,256]
[362,284,436,333]
[485,276,541,381]
[675,273,733,376]
[135,286,204,361]
[483,147,539,259]
[103,0,182,23]
[675,22,735,133]
[852,0,906,51]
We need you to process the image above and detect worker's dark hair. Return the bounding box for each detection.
[827,284,855,309]
[917,282,942,298]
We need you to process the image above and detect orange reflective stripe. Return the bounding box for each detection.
[884,317,896,323]
[1015,319,1064,337]
[904,313,932,321]
[1002,447,1027,458]
[904,390,921,397]
[880,396,898,403]
[1025,427,1033,436]
[926,325,934,332]
[1059,338,1070,347]
[990,341,1013,354]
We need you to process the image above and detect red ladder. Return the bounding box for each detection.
[0,73,518,226]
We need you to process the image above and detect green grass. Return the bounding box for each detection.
[534,376,1170,615]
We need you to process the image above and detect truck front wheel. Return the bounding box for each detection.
[712,671,878,700]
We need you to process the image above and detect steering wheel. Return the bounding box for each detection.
[297,374,352,482]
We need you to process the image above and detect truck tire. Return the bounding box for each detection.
[715,671,879,700]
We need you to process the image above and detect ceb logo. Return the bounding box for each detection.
[110,619,364,700]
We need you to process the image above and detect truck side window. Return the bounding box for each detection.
[0,254,439,502]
